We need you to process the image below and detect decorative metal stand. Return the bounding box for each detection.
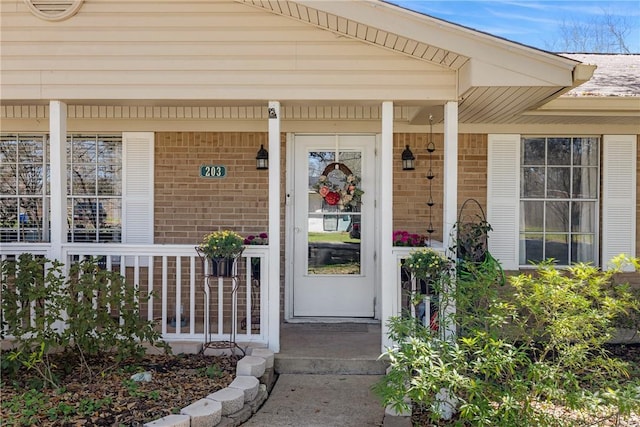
[241,260,261,332]
[401,267,439,332]
[196,250,245,356]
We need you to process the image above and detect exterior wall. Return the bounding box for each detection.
[393,133,488,244]
[393,132,640,286]
[154,132,271,243]
[154,131,285,321]
[0,0,455,102]
[393,133,443,242]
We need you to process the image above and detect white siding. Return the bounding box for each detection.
[122,132,154,244]
[602,135,637,271]
[0,0,456,101]
[487,134,520,270]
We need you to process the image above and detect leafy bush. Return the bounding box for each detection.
[1,254,168,388]
[376,255,640,426]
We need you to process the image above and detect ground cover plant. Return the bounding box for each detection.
[0,254,238,425]
[376,254,640,426]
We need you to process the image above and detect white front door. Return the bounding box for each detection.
[293,134,376,317]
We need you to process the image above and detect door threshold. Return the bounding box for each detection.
[286,317,380,324]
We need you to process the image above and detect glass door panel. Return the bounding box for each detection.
[307,151,362,275]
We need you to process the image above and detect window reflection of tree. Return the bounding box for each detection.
[0,135,46,241]
[68,135,121,242]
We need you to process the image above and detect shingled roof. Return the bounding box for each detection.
[561,54,640,97]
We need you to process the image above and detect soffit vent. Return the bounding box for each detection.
[24,0,84,21]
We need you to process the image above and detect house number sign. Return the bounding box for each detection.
[200,165,227,178]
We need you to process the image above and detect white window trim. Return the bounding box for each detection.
[488,133,636,271]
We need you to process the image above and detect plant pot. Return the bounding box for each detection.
[210,257,235,277]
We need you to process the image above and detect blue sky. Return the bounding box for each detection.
[387,1,640,53]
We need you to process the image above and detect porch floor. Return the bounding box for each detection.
[275,322,387,374]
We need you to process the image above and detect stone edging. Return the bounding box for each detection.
[143,348,276,427]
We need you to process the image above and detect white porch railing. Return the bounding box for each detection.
[1,244,270,347]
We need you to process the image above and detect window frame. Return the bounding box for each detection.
[67,134,123,243]
[0,134,51,242]
[519,135,600,267]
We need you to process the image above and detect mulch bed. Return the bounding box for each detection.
[1,352,240,426]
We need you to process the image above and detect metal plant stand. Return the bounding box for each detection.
[198,253,245,356]
[241,261,261,332]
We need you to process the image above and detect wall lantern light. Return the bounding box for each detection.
[401,145,415,170]
[256,144,269,170]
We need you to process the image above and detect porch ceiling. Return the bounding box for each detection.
[4,99,635,126]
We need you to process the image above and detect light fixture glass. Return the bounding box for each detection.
[401,145,415,170]
[256,144,269,170]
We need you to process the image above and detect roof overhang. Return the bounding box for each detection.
[518,97,640,125]
[238,0,594,124]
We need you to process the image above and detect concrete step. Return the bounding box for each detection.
[275,354,388,375]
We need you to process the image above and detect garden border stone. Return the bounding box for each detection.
[144,347,275,427]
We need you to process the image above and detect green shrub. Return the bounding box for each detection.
[63,258,168,364]
[376,255,640,426]
[1,254,169,388]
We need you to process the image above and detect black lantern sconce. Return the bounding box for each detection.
[401,145,415,171]
[256,144,269,170]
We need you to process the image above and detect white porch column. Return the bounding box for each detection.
[442,101,458,340]
[267,101,281,353]
[380,101,394,351]
[49,101,67,262]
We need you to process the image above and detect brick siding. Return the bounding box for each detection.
[153,132,640,317]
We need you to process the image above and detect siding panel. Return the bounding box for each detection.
[0,0,455,101]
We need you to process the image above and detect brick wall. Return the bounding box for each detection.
[154,132,286,321]
[393,133,488,243]
[154,132,639,318]
[155,132,273,243]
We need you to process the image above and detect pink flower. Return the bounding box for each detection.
[319,186,330,197]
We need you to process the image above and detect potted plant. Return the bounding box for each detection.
[196,230,244,277]
[404,248,451,330]
[405,248,450,281]
[243,232,268,246]
[393,230,427,247]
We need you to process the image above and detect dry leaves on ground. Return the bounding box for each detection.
[1,352,239,426]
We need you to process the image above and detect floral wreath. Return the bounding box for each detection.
[313,162,364,209]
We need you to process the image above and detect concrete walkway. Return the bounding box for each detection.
[240,322,411,427]
[241,374,385,426]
